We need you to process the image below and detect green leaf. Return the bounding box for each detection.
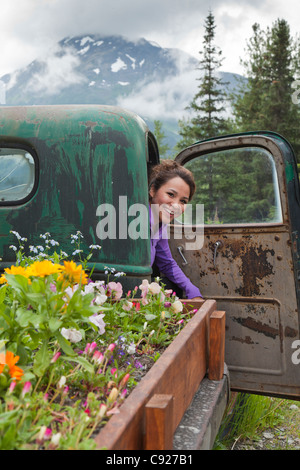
[49,317,62,333]
[33,341,50,377]
[25,292,46,305]
[16,308,33,327]
[0,285,7,304]
[63,355,94,374]
[4,274,29,292]
[145,314,157,321]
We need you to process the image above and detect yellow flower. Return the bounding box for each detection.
[1,265,31,284]
[58,260,88,286]
[26,260,62,278]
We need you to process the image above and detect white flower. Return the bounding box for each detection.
[10,230,21,240]
[148,282,161,295]
[57,376,66,389]
[89,313,106,335]
[171,299,183,314]
[126,343,136,355]
[61,327,83,343]
[94,294,107,305]
[50,432,62,447]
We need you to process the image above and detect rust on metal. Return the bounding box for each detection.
[232,316,279,339]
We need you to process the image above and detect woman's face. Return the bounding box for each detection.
[149,176,190,224]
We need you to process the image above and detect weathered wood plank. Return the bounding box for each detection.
[145,394,174,450]
[94,299,217,450]
[208,311,226,381]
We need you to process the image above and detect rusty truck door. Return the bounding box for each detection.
[171,132,300,399]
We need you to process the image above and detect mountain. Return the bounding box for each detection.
[0,34,244,154]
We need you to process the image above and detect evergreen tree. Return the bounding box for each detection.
[176,11,230,151]
[231,19,300,160]
[153,120,170,158]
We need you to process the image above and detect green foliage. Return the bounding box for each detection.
[214,393,299,450]
[0,231,196,449]
[231,19,300,162]
[153,120,170,158]
[176,11,231,152]
[184,146,280,224]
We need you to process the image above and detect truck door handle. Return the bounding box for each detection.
[213,240,223,267]
[177,245,188,266]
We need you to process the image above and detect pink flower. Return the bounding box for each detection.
[49,283,57,293]
[51,351,61,363]
[120,373,130,388]
[36,426,52,444]
[84,342,97,355]
[8,381,16,393]
[92,350,104,365]
[107,282,123,300]
[165,289,173,297]
[139,279,149,298]
[110,367,117,377]
[44,428,52,440]
[122,300,133,312]
[107,343,116,352]
[21,381,31,397]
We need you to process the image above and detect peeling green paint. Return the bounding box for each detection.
[0,105,152,282]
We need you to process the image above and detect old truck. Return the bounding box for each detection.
[0,105,299,449]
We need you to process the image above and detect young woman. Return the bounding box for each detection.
[148,160,202,299]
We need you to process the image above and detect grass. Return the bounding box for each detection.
[213,392,300,450]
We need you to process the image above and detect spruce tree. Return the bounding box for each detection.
[231,19,300,160]
[176,11,229,151]
[153,120,170,158]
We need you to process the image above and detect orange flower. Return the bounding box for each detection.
[58,260,88,286]
[0,351,24,381]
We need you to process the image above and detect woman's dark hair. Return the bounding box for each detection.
[148,160,196,200]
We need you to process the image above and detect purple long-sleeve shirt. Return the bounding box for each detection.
[150,207,202,299]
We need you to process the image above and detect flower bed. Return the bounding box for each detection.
[0,232,219,450]
[94,298,219,450]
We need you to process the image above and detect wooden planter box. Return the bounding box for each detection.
[94,299,225,450]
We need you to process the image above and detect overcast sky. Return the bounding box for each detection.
[1,0,300,79]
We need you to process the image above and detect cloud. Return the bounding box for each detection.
[1,0,300,78]
[25,46,87,95]
[116,53,199,121]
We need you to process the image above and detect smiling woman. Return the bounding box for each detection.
[148,160,202,299]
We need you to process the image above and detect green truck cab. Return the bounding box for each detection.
[0,105,299,448]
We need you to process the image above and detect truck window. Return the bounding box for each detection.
[184,147,282,225]
[0,147,36,204]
